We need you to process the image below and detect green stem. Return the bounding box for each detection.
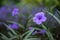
[21,31,30,38]
[47,11,60,24]
[41,24,54,40]
[23,29,34,40]
[43,10,60,24]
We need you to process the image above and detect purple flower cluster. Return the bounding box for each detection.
[0,6,19,20]
[7,23,18,30]
[0,6,7,20]
[28,27,46,35]
[0,6,19,29]
[12,8,19,16]
[33,12,47,25]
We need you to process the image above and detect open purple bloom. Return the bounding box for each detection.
[12,8,19,16]
[7,23,18,29]
[33,12,47,25]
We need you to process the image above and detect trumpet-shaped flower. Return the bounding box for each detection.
[33,12,47,25]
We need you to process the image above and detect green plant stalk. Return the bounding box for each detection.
[43,10,60,24]
[8,32,14,37]
[41,24,54,40]
[57,10,60,15]
[23,29,35,40]
[47,11,60,24]
[21,31,30,38]
[9,35,19,40]
[0,33,9,40]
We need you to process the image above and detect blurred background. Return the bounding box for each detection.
[0,0,60,40]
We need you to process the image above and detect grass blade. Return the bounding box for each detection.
[23,29,34,40]
[43,10,60,24]
[8,32,13,37]
[0,33,9,40]
[47,11,60,24]
[21,31,30,38]
[41,24,54,40]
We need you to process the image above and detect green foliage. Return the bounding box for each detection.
[24,38,41,40]
[44,0,59,8]
[43,10,60,24]
[41,24,54,40]
[0,0,3,7]
[0,33,9,40]
[23,29,35,39]
[0,0,60,40]
[22,0,42,6]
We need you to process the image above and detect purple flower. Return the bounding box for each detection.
[0,6,7,20]
[12,8,19,16]
[7,23,18,29]
[33,12,47,25]
[39,29,46,34]
[28,27,33,30]
[32,31,38,35]
[28,27,46,35]
[32,29,46,35]
[28,27,38,35]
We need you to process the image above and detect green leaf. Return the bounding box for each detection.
[43,10,60,24]
[23,29,35,40]
[47,11,60,24]
[57,10,60,16]
[21,31,30,38]
[24,38,41,40]
[9,35,19,40]
[41,24,54,40]
[0,33,9,40]
[8,32,13,37]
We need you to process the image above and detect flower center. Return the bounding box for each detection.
[37,16,42,20]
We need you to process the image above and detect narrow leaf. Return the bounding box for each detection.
[8,32,13,37]
[21,31,30,38]
[41,24,54,40]
[25,38,41,40]
[23,29,34,39]
[48,11,60,24]
[0,33,9,40]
